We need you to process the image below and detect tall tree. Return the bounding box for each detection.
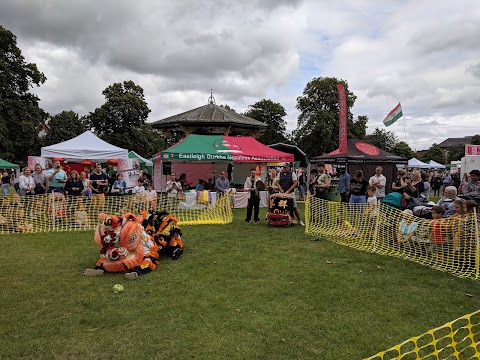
[292,77,366,157]
[470,134,480,145]
[44,111,85,146]
[391,141,415,159]
[85,80,164,158]
[0,25,47,164]
[423,143,445,164]
[447,144,465,162]
[349,115,368,140]
[243,99,288,145]
[218,104,236,112]
[365,128,398,152]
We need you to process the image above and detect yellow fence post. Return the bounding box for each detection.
[475,207,479,280]
[372,200,381,252]
[305,195,310,232]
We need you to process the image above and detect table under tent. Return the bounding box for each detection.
[152,134,294,208]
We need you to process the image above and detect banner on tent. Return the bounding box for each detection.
[118,158,141,189]
[28,156,53,170]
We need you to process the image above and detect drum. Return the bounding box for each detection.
[268,194,294,218]
[254,179,266,191]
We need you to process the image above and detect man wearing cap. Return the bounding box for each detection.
[216,171,230,196]
[275,163,305,226]
[463,170,480,199]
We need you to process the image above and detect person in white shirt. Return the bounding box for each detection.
[144,184,157,209]
[165,173,182,198]
[132,178,145,195]
[368,166,386,201]
[364,185,378,234]
[18,167,36,196]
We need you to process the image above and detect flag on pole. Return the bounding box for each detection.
[383,103,403,127]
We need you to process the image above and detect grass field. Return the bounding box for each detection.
[2,204,480,359]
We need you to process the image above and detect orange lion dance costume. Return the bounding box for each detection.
[83,211,183,280]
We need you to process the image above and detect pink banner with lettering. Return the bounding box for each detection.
[466,144,480,156]
[337,83,348,154]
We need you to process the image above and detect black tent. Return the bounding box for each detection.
[268,143,309,168]
[310,139,407,192]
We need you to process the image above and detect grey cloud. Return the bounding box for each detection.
[466,62,480,79]
[0,0,300,78]
[409,20,480,55]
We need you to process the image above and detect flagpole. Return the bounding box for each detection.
[402,107,407,141]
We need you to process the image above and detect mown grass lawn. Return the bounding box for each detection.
[1,205,480,360]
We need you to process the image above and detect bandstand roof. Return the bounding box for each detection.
[151,103,267,134]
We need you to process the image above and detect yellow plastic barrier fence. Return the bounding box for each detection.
[0,192,232,233]
[366,309,480,359]
[305,196,480,280]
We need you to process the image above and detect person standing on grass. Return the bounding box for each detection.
[46,160,67,194]
[430,206,447,263]
[89,163,109,209]
[349,170,368,204]
[275,163,305,226]
[165,173,181,212]
[244,168,261,224]
[312,163,331,200]
[369,166,386,202]
[443,172,452,192]
[2,171,12,195]
[297,168,307,201]
[215,171,230,196]
[337,167,350,203]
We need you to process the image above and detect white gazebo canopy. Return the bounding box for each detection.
[426,160,446,169]
[408,157,431,169]
[41,131,128,162]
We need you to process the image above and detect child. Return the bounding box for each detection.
[364,185,378,216]
[430,206,447,263]
[75,202,90,230]
[397,209,418,244]
[228,184,236,209]
[455,200,479,254]
[363,185,378,236]
[132,178,145,195]
[144,184,157,209]
[451,199,466,252]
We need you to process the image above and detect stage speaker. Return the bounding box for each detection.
[162,162,172,176]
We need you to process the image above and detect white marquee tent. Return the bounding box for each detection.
[426,160,446,169]
[408,157,431,169]
[41,131,128,162]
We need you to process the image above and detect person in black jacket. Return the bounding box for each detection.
[65,170,84,197]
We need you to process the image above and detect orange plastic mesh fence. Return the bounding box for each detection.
[365,309,480,359]
[0,192,232,233]
[305,196,480,280]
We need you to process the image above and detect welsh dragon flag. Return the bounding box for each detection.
[383,103,403,127]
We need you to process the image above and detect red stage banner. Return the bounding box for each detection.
[337,84,348,154]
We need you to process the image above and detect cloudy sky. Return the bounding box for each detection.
[1,0,479,151]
